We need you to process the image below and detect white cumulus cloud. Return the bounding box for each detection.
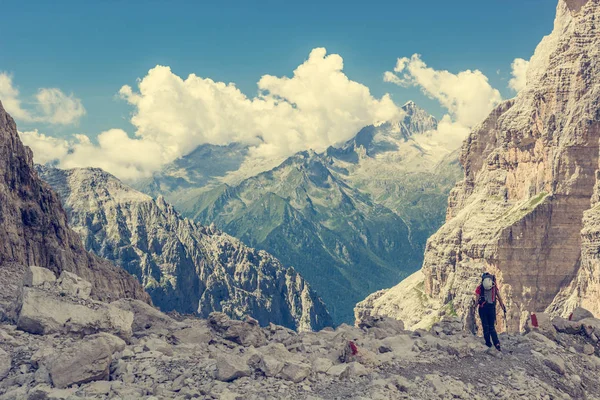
[19,48,404,180]
[508,58,530,93]
[20,129,164,180]
[119,48,402,162]
[384,54,503,149]
[0,72,85,125]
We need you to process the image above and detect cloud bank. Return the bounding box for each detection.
[0,73,86,125]
[21,48,404,179]
[15,49,526,181]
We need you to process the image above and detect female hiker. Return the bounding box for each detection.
[475,272,506,351]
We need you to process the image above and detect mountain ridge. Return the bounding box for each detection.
[37,165,332,331]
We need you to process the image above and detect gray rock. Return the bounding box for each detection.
[543,355,566,376]
[259,356,284,377]
[583,344,595,355]
[215,355,251,382]
[570,307,594,322]
[17,287,133,340]
[23,266,56,288]
[143,337,173,356]
[46,333,125,388]
[56,271,92,300]
[0,348,10,380]
[279,362,311,383]
[26,385,77,400]
[170,325,211,346]
[209,312,267,347]
[111,299,184,333]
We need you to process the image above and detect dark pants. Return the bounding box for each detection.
[478,304,499,347]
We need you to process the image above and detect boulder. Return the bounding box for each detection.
[26,385,77,400]
[524,313,555,340]
[208,312,267,347]
[552,317,583,334]
[258,355,284,377]
[56,271,92,300]
[0,348,10,380]
[312,357,333,373]
[543,355,566,376]
[214,354,251,382]
[431,316,463,336]
[17,287,133,340]
[279,361,311,383]
[143,337,173,356]
[569,307,594,322]
[111,299,184,333]
[23,266,56,288]
[46,333,125,388]
[170,326,211,346]
[340,362,369,378]
[358,315,404,334]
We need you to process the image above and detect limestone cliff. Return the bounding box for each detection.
[0,100,149,316]
[37,166,332,331]
[356,0,600,331]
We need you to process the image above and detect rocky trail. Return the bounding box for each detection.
[0,267,599,399]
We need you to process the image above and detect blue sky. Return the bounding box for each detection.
[1,0,555,136]
[0,1,559,180]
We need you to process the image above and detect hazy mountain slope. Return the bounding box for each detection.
[356,0,600,331]
[0,100,149,320]
[38,166,332,331]
[131,101,462,324]
[327,102,463,252]
[184,151,420,323]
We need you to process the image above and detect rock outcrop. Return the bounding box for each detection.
[37,166,332,332]
[356,0,600,331]
[0,100,148,318]
[1,268,599,399]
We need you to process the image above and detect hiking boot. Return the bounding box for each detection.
[495,344,501,352]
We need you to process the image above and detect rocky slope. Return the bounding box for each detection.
[37,166,332,332]
[133,101,461,325]
[356,0,600,331]
[0,100,148,321]
[1,266,599,399]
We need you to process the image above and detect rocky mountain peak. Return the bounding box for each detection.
[0,101,149,320]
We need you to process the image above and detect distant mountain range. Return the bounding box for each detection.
[38,166,332,331]
[133,101,463,324]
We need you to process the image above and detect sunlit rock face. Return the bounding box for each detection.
[357,0,600,331]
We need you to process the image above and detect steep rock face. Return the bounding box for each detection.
[38,166,331,331]
[0,100,148,309]
[356,0,600,331]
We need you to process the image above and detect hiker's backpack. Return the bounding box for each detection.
[478,272,496,306]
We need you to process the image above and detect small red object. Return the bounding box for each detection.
[568,312,573,321]
[349,341,358,355]
[531,313,538,328]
